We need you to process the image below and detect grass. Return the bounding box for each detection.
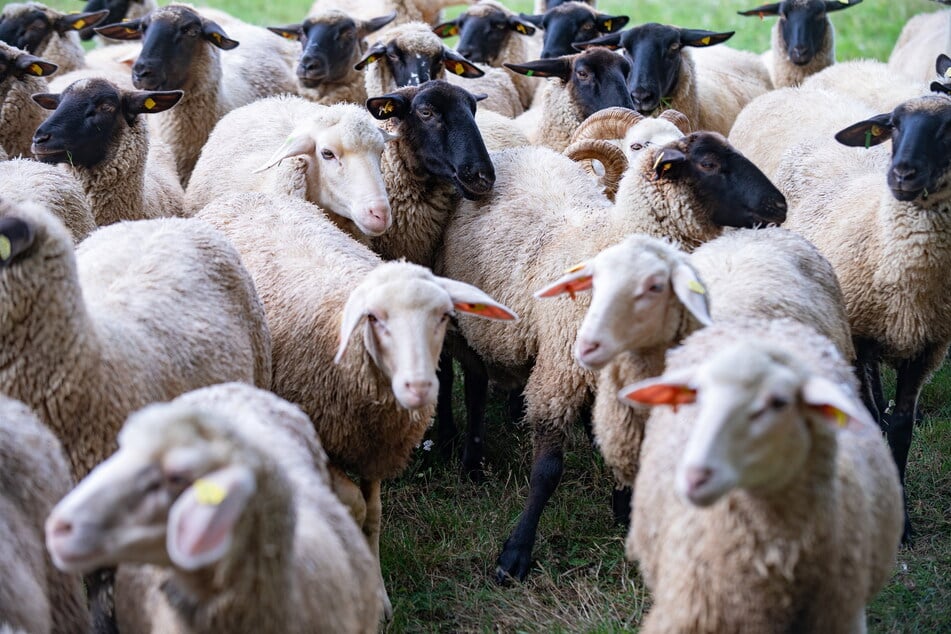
[42,0,951,631]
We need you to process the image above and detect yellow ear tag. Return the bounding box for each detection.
[515,24,527,34]
[838,0,849,4]
[74,18,86,30]
[282,31,297,40]
[687,280,705,294]
[870,124,882,137]
[212,32,223,44]
[193,478,227,506]
[29,63,43,76]
[143,97,156,110]
[379,100,394,115]
[700,36,711,45]
[0,235,11,261]
[453,62,465,75]
[604,20,612,31]
[565,261,587,274]
[944,67,951,79]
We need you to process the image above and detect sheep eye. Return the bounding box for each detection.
[387,51,399,61]
[440,312,451,323]
[367,313,378,323]
[494,22,506,30]
[647,282,664,293]
[183,25,201,37]
[320,149,335,160]
[630,142,644,151]
[769,397,788,410]
[576,69,589,80]
[417,107,434,119]
[668,42,681,52]
[165,472,190,489]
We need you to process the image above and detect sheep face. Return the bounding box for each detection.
[619,342,869,507]
[506,48,635,119]
[368,81,496,199]
[0,4,108,54]
[355,25,483,88]
[335,262,517,410]
[581,24,733,116]
[836,96,951,204]
[738,1,862,66]
[31,78,182,168]
[269,11,395,87]
[79,0,145,41]
[433,5,535,66]
[46,403,262,573]
[97,5,239,92]
[535,236,712,370]
[0,42,56,84]
[520,2,628,59]
[652,132,788,227]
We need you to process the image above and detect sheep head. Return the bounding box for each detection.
[0,3,109,53]
[738,0,862,66]
[0,40,57,83]
[519,1,627,59]
[433,2,535,65]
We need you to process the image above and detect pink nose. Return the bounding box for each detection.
[405,380,433,398]
[363,200,390,232]
[578,340,600,358]
[48,514,73,538]
[685,466,713,494]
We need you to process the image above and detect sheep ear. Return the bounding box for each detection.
[354,43,387,70]
[253,128,316,173]
[652,147,686,180]
[366,93,409,120]
[937,53,951,79]
[123,90,183,117]
[167,466,256,571]
[737,3,782,17]
[14,54,57,78]
[824,0,862,13]
[433,20,460,38]
[573,32,623,51]
[95,19,144,41]
[335,291,368,363]
[435,277,519,321]
[267,24,302,41]
[360,12,397,37]
[508,16,536,36]
[534,261,593,299]
[31,92,61,110]
[504,58,570,81]
[618,373,697,407]
[202,20,239,50]
[802,375,872,428]
[679,29,734,48]
[0,217,36,267]
[443,49,484,78]
[671,263,712,326]
[834,114,892,148]
[595,14,628,33]
[57,9,109,34]
[518,13,545,29]
[931,81,951,96]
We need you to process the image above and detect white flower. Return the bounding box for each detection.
[422,439,434,452]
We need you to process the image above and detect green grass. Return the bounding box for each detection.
[42,0,951,631]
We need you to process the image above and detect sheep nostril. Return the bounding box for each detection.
[32,132,51,144]
[685,466,713,492]
[49,516,73,537]
[580,341,600,357]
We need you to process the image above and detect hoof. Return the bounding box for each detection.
[495,541,533,584]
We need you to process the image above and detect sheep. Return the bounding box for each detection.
[0,198,271,480]
[436,131,787,581]
[196,191,518,618]
[185,96,392,242]
[0,159,96,242]
[581,23,772,136]
[0,3,110,74]
[737,0,864,88]
[46,382,383,633]
[800,59,926,112]
[503,48,636,152]
[0,42,56,159]
[30,78,185,225]
[0,396,89,634]
[95,4,299,186]
[474,109,532,151]
[888,8,951,83]
[79,0,157,45]
[267,10,396,105]
[364,80,496,268]
[434,0,541,109]
[520,1,628,60]
[619,318,903,634]
[535,228,852,497]
[448,65,524,118]
[771,93,951,540]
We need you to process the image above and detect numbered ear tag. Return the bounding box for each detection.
[193,479,227,506]
[452,62,465,74]
[74,19,86,30]
[378,100,395,115]
[525,69,534,77]
[211,32,223,44]
[515,23,528,34]
[604,20,612,31]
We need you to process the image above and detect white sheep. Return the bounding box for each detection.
[31,78,185,224]
[888,8,951,83]
[773,93,951,539]
[196,191,517,618]
[186,96,392,240]
[46,382,382,633]
[800,58,926,112]
[0,42,57,159]
[0,396,90,634]
[0,3,110,73]
[436,132,787,581]
[0,198,271,480]
[95,3,300,186]
[620,318,903,633]
[308,0,462,27]
[737,0,864,88]
[0,159,97,242]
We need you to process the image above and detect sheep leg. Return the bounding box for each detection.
[360,478,391,620]
[329,465,367,529]
[460,354,490,482]
[888,344,942,543]
[853,338,884,425]
[435,350,457,461]
[507,389,525,424]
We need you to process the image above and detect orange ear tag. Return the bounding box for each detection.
[454,301,515,320]
[816,404,849,427]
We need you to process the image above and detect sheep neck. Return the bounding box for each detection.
[162,462,297,634]
[0,74,47,158]
[665,51,700,132]
[70,117,149,225]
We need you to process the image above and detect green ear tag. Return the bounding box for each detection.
[0,235,11,261]
[864,129,872,149]
[525,69,534,77]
